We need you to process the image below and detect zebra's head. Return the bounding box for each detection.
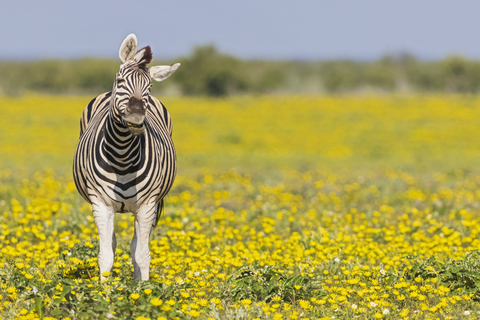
[112,34,180,134]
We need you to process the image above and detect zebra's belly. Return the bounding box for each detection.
[88,166,174,213]
[74,145,176,213]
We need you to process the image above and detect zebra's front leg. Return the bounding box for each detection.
[131,204,156,280]
[92,202,116,280]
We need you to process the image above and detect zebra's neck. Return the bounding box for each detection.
[101,106,145,171]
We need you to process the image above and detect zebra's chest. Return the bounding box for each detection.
[78,123,176,211]
[99,134,173,193]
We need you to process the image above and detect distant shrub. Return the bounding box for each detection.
[2,49,480,96]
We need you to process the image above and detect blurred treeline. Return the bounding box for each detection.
[1,46,480,96]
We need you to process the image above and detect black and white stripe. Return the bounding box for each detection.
[74,91,176,219]
[73,35,179,280]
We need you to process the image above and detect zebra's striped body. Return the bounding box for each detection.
[74,91,175,217]
[73,34,180,280]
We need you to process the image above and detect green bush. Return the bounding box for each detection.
[2,48,480,96]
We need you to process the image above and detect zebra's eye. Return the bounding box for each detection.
[116,77,125,84]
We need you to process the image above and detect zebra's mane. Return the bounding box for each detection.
[131,46,153,70]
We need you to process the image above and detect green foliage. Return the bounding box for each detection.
[223,262,324,304]
[0,59,119,95]
[395,251,480,298]
[174,45,249,96]
[4,48,480,96]
[0,243,187,319]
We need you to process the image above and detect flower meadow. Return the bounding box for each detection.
[1,95,480,319]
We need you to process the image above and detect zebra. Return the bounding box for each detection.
[73,34,180,280]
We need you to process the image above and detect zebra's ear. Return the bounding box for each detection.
[149,63,181,82]
[119,34,138,63]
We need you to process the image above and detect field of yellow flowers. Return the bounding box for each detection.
[1,95,480,319]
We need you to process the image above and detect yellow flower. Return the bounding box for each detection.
[198,299,209,307]
[144,289,152,295]
[151,298,163,306]
[241,299,252,306]
[294,285,301,290]
[130,293,140,300]
[273,313,283,320]
[298,300,312,309]
[189,310,201,317]
[161,305,171,312]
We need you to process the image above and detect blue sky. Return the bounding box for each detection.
[1,0,479,60]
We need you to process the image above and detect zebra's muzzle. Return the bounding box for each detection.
[126,122,143,128]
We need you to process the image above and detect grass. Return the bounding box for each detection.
[1,94,480,319]
[3,94,480,173]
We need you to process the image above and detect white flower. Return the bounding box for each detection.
[464,311,471,315]
[32,287,38,294]
[67,252,72,256]
[370,302,377,307]
[380,269,386,275]
[202,269,207,272]
[106,314,113,319]
[194,271,200,276]
[334,257,340,263]
[383,309,389,315]
[351,304,357,309]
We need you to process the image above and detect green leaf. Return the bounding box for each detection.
[54,285,72,304]
[35,296,44,319]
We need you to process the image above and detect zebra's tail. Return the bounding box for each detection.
[151,199,164,229]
